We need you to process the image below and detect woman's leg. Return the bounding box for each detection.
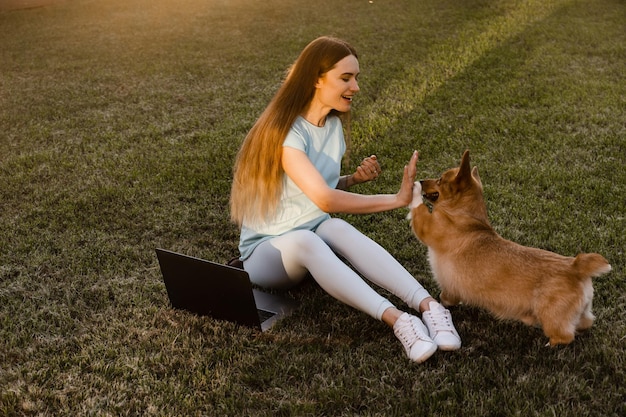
[244,229,395,320]
[315,218,431,311]
[315,218,462,351]
[244,228,442,361]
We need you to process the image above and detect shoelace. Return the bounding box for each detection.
[396,317,429,347]
[427,307,455,333]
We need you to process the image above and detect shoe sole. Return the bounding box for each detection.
[411,343,438,363]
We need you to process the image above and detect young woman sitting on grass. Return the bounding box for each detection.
[230,36,461,363]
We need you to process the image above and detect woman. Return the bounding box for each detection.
[230,36,460,363]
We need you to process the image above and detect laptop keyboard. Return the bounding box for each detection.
[257,309,275,323]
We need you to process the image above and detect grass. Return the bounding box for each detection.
[1,0,624,415]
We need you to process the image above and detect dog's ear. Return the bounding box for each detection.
[472,166,482,186]
[455,150,472,185]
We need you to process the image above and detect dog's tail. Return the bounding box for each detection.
[573,253,612,278]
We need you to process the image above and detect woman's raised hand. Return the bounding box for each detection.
[397,151,419,206]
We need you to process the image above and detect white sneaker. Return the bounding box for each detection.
[422,302,462,351]
[393,313,437,363]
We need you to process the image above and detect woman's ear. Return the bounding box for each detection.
[314,75,325,89]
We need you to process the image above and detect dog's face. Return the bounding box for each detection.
[419,150,483,208]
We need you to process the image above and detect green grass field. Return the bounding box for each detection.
[1,0,624,415]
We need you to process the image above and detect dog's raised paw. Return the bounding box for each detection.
[407,182,423,220]
[409,181,423,209]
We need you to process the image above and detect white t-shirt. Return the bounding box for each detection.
[239,115,345,260]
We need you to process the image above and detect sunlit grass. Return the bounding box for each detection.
[353,0,570,145]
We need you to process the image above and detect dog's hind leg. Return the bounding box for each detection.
[543,322,576,346]
[576,300,595,332]
[538,297,578,346]
[576,281,595,332]
[541,302,580,345]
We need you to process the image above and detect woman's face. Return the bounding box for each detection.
[314,54,360,114]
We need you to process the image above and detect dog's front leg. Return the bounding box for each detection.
[407,181,423,220]
[410,181,423,208]
[408,181,437,241]
[440,290,461,307]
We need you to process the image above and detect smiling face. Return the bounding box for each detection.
[311,54,360,116]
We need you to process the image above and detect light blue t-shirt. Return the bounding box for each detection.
[239,115,345,260]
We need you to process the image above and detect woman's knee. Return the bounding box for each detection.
[316,218,361,245]
[316,218,353,237]
[280,229,328,253]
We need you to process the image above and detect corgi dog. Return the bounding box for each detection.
[408,150,611,346]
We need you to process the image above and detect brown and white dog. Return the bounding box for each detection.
[408,150,611,345]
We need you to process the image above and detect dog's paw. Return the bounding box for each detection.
[409,181,423,209]
[407,182,423,220]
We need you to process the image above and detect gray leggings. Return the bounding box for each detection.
[243,218,431,321]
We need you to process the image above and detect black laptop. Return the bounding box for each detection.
[155,248,298,331]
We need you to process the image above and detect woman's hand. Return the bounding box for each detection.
[352,155,382,185]
[396,151,419,206]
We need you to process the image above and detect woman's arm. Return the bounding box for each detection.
[282,147,418,214]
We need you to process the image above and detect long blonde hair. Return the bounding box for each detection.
[230,36,358,226]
